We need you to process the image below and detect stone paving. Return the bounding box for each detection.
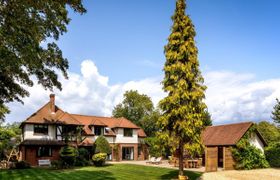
[108,160,205,172]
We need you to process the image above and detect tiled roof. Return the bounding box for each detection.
[20,140,66,146]
[21,95,146,138]
[202,122,253,146]
[21,102,81,126]
[70,114,140,129]
[79,138,94,146]
[137,129,147,138]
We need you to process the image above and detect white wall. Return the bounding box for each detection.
[23,124,56,140]
[249,132,265,153]
[115,128,138,144]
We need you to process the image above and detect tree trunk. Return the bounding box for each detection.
[178,139,184,176]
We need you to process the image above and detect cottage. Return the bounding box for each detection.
[202,122,266,172]
[19,94,148,166]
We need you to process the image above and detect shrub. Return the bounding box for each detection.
[75,148,90,166]
[232,128,269,170]
[93,136,111,154]
[59,146,78,167]
[15,161,30,169]
[92,153,107,166]
[51,160,63,169]
[265,142,280,167]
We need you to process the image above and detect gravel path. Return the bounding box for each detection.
[201,168,280,180]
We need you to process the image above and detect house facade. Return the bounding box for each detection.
[202,122,266,172]
[19,94,148,166]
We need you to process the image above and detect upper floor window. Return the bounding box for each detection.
[37,146,52,157]
[124,128,133,137]
[34,125,48,135]
[94,126,104,136]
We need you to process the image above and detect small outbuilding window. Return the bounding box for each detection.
[34,125,48,135]
[124,128,133,137]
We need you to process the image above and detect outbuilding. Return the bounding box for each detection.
[202,122,266,172]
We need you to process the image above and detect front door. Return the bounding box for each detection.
[122,147,134,160]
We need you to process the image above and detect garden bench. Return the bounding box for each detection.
[38,159,51,166]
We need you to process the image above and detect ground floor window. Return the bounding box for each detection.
[122,147,134,160]
[37,146,52,157]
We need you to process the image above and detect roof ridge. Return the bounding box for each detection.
[70,113,116,119]
[208,121,253,128]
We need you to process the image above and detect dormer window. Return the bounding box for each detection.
[124,128,133,137]
[94,126,104,136]
[34,124,48,135]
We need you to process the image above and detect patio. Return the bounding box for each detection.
[109,160,205,172]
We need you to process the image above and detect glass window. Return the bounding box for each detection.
[124,128,133,137]
[37,147,52,157]
[34,125,48,135]
[94,126,104,136]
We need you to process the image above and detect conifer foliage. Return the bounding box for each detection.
[158,0,207,176]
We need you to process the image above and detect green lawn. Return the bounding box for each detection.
[0,164,202,180]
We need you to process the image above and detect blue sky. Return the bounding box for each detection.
[6,0,280,124]
[58,0,280,83]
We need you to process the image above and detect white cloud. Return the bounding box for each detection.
[5,60,280,125]
[204,71,280,124]
[5,60,164,123]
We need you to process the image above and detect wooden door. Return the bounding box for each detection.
[223,147,235,170]
[205,146,218,172]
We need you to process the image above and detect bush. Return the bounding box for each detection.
[59,146,78,168]
[232,139,269,170]
[265,142,280,167]
[93,136,111,154]
[75,148,90,167]
[92,153,107,166]
[51,160,63,169]
[15,161,30,169]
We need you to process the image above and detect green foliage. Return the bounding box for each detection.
[272,99,280,126]
[75,148,90,166]
[257,121,280,145]
[0,122,21,160]
[265,142,280,167]
[14,161,31,169]
[0,0,86,122]
[59,146,78,167]
[92,153,107,167]
[93,136,111,155]
[113,90,159,136]
[232,127,269,170]
[51,160,63,169]
[145,137,168,157]
[202,110,212,126]
[158,0,207,175]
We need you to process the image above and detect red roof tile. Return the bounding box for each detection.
[21,102,81,126]
[79,138,94,146]
[202,122,253,146]
[137,129,147,138]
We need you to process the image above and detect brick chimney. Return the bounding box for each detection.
[50,94,55,114]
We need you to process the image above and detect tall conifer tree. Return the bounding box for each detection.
[158,0,207,176]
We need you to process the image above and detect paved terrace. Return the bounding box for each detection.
[109,160,205,172]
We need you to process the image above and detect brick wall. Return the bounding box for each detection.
[22,146,61,166]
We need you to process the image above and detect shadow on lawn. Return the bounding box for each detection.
[161,170,202,180]
[64,169,116,180]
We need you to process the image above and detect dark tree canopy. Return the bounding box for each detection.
[0,0,86,122]
[158,0,207,176]
[257,121,280,145]
[272,98,280,126]
[112,90,159,136]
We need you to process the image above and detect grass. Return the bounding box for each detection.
[0,164,202,180]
